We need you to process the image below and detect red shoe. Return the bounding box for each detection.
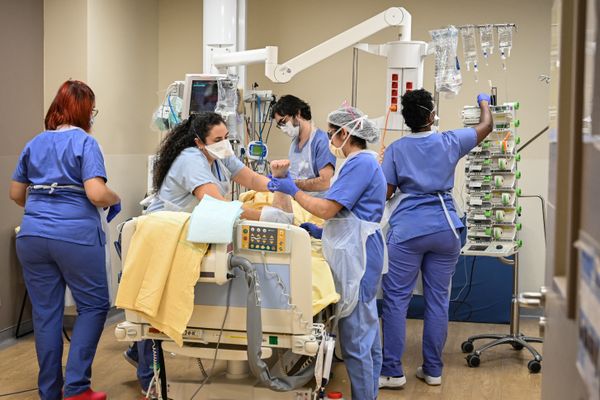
[64,388,107,400]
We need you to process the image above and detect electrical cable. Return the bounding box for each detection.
[261,100,274,142]
[517,126,549,153]
[451,256,477,321]
[0,388,38,397]
[449,256,469,302]
[519,195,547,244]
[190,279,233,400]
[257,95,263,141]
[63,327,71,342]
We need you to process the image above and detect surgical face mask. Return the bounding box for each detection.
[280,120,300,138]
[416,103,438,129]
[329,130,351,159]
[204,139,234,160]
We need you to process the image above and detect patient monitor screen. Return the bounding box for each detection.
[189,80,218,114]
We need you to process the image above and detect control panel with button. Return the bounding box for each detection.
[239,223,289,253]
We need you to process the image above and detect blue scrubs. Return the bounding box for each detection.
[147,147,244,212]
[325,152,387,400]
[380,128,477,379]
[12,127,110,399]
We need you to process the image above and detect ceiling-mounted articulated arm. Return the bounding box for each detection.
[211,7,412,83]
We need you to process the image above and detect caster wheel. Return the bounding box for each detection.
[512,342,524,351]
[461,341,474,353]
[528,360,541,373]
[466,354,480,368]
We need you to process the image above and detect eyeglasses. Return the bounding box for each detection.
[92,108,99,118]
[327,128,341,139]
[276,116,290,129]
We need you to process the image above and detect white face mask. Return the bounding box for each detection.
[280,120,300,138]
[416,104,439,129]
[204,139,234,159]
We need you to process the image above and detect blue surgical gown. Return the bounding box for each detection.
[12,127,108,246]
[381,128,477,244]
[325,152,387,301]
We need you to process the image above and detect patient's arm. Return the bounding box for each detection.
[193,182,262,220]
[269,160,293,214]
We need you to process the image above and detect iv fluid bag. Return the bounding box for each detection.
[430,25,462,96]
[461,25,479,72]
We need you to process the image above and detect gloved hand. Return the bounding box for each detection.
[477,93,491,106]
[267,176,299,196]
[300,222,323,239]
[107,202,121,223]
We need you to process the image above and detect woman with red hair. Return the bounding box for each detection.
[9,80,121,400]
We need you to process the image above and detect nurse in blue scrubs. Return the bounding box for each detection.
[271,95,336,196]
[9,80,121,400]
[268,106,387,400]
[378,89,493,389]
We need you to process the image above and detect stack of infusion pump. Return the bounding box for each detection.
[461,102,523,257]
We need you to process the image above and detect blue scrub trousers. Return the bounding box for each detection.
[338,293,382,400]
[381,229,460,378]
[16,236,109,399]
[126,340,155,391]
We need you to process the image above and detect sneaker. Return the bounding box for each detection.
[123,349,139,368]
[64,388,107,400]
[416,367,442,386]
[379,375,406,389]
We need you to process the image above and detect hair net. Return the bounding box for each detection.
[327,106,380,143]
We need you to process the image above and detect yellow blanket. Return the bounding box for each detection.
[239,191,340,315]
[115,211,208,346]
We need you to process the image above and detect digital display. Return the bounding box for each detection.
[189,80,218,114]
[250,145,264,156]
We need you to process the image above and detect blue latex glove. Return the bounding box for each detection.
[107,202,121,223]
[300,222,323,239]
[477,93,491,106]
[267,176,299,196]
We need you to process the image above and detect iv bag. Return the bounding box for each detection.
[430,25,462,96]
[480,25,494,64]
[498,25,514,59]
[461,25,479,73]
[215,75,240,140]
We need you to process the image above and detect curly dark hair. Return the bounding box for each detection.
[152,112,226,192]
[401,89,434,132]
[271,94,312,120]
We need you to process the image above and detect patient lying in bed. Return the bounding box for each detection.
[116,160,339,345]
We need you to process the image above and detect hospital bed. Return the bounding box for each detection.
[114,216,338,400]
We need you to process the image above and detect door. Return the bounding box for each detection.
[541,0,599,399]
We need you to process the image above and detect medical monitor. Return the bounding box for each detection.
[181,74,226,119]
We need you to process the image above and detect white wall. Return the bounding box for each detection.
[0,0,44,334]
[44,0,159,299]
